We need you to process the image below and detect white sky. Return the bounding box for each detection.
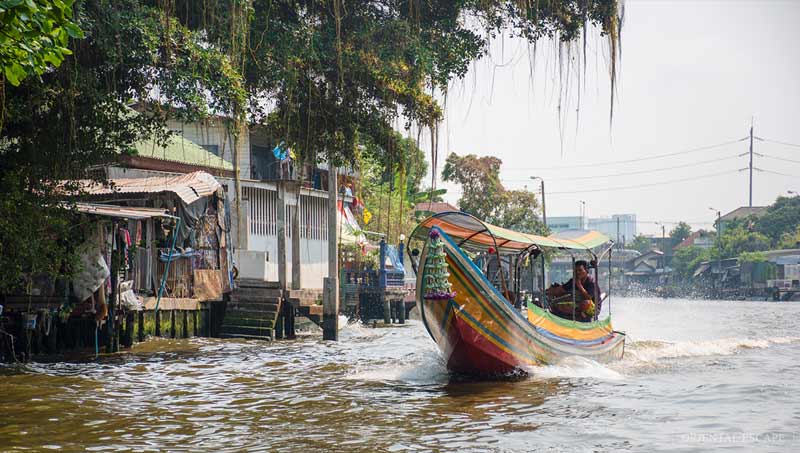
[425,0,800,235]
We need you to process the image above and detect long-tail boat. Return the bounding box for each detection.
[407,211,625,375]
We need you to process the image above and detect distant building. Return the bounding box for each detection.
[547,216,585,233]
[624,249,671,286]
[674,230,716,250]
[587,214,637,243]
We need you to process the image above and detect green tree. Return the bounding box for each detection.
[628,234,652,254]
[669,222,692,244]
[756,196,800,245]
[671,245,709,282]
[358,132,429,243]
[778,225,800,249]
[0,0,83,87]
[720,225,771,257]
[441,153,505,221]
[441,152,546,234]
[236,0,623,166]
[0,2,247,292]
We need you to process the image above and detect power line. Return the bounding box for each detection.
[501,153,742,181]
[761,154,800,165]
[547,169,740,194]
[761,138,800,149]
[586,218,715,226]
[502,137,748,171]
[758,168,800,178]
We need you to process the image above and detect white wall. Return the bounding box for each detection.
[221,178,331,289]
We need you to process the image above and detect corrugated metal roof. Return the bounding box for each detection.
[132,136,233,171]
[75,203,171,219]
[82,171,222,204]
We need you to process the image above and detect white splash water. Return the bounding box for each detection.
[528,356,625,381]
[346,351,449,384]
[625,336,800,362]
[524,336,800,381]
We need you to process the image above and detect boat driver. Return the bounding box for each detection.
[545,260,600,322]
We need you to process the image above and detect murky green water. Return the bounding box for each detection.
[2,298,800,452]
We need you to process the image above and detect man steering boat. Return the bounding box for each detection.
[545,260,601,322]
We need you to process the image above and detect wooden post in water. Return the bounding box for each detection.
[323,277,337,340]
[182,310,188,339]
[137,311,144,342]
[274,301,284,340]
[284,299,296,340]
[123,312,134,347]
[155,310,161,336]
[170,310,176,338]
[107,225,117,353]
[323,166,339,340]
[383,296,391,325]
[277,182,289,341]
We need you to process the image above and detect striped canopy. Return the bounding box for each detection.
[410,211,610,254]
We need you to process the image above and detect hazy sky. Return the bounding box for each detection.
[429,0,800,235]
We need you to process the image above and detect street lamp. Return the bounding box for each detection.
[709,207,722,299]
[655,222,666,251]
[530,176,547,227]
[579,200,586,229]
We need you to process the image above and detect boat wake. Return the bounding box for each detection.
[528,356,624,381]
[345,351,449,385]
[522,336,800,382]
[625,336,800,362]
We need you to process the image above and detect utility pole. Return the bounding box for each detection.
[709,207,722,299]
[530,176,546,227]
[616,217,620,248]
[656,221,666,268]
[323,166,339,341]
[749,118,754,207]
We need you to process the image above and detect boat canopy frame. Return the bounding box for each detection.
[408,211,614,259]
[407,211,615,318]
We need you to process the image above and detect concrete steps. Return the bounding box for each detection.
[220,281,283,341]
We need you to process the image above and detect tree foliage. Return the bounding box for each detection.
[442,152,547,234]
[0,0,83,87]
[228,0,622,166]
[671,245,705,281]
[628,234,652,254]
[357,131,427,244]
[755,196,800,245]
[0,1,247,292]
[0,0,622,290]
[669,221,692,244]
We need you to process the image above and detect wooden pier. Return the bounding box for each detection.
[0,296,223,362]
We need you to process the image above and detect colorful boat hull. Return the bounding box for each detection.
[416,227,626,375]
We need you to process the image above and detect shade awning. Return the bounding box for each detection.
[410,211,610,254]
[75,202,172,220]
[80,171,221,204]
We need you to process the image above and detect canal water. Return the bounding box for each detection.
[2,298,800,452]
